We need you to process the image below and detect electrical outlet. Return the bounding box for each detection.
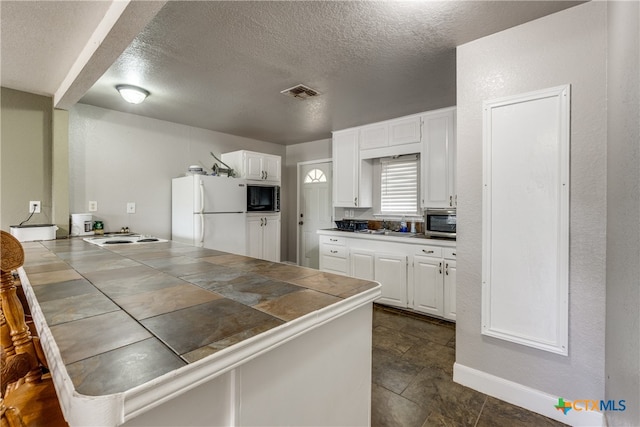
[29,201,41,214]
[126,202,136,214]
[88,201,98,212]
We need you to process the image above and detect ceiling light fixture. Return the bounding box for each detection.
[116,84,150,104]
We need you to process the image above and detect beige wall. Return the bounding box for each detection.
[0,88,54,231]
[69,103,286,246]
[605,1,640,425]
[456,0,607,399]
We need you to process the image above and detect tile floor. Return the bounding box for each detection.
[371,305,567,427]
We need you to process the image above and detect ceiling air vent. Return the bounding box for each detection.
[280,84,320,100]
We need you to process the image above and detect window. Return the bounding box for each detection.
[304,168,327,183]
[380,154,419,215]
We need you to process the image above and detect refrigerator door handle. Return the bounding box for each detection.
[199,212,205,244]
[198,181,205,213]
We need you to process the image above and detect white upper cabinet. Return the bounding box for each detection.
[421,108,456,208]
[359,115,422,159]
[389,116,422,146]
[332,129,372,208]
[222,150,281,183]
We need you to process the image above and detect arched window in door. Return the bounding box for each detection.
[304,168,327,183]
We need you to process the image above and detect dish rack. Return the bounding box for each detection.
[334,219,368,232]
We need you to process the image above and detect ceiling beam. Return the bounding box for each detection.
[54,0,167,110]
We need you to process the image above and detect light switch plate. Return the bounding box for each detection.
[88,201,98,211]
[126,202,136,214]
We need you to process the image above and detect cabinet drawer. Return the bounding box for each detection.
[321,244,347,258]
[320,255,348,274]
[443,248,457,259]
[320,235,346,246]
[414,246,442,258]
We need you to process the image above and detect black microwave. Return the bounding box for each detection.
[247,184,280,212]
[424,208,456,240]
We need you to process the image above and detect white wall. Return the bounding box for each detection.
[283,138,332,262]
[456,0,606,401]
[69,104,285,242]
[605,1,640,426]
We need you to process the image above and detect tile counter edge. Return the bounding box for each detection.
[18,266,381,426]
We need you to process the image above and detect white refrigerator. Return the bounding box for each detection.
[172,175,247,255]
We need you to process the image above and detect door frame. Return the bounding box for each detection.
[296,158,333,265]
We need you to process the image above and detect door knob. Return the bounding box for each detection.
[298,221,304,225]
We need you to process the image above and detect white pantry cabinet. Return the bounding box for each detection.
[421,108,456,208]
[332,129,372,208]
[247,213,280,262]
[222,150,281,182]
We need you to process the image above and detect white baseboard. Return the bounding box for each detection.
[453,363,605,427]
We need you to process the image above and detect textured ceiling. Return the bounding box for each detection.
[2,1,585,145]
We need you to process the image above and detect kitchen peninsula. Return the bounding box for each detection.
[18,238,380,426]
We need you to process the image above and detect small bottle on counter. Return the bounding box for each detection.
[410,221,416,233]
[400,220,408,232]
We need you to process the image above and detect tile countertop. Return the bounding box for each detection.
[17,239,380,425]
[318,228,457,247]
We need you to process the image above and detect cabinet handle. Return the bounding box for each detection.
[455,195,457,205]
[449,195,453,206]
[330,238,338,242]
[439,262,442,274]
[264,217,268,225]
[422,249,434,254]
[452,252,456,256]
[330,250,338,254]
[260,218,264,226]
[445,262,449,275]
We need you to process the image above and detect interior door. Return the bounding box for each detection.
[298,161,333,268]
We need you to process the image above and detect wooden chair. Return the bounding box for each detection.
[0,230,67,427]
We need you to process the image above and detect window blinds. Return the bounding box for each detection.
[380,155,418,214]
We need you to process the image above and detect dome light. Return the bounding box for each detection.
[116,84,150,104]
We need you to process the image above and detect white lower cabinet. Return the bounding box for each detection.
[319,235,348,275]
[247,214,280,262]
[443,255,456,321]
[412,254,443,316]
[374,253,407,308]
[318,231,456,321]
[349,249,375,280]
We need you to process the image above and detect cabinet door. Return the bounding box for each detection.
[245,152,264,180]
[359,123,388,150]
[443,259,456,321]
[263,155,281,182]
[422,109,456,208]
[246,217,264,259]
[332,130,359,207]
[389,116,421,146]
[375,253,407,308]
[262,215,281,262]
[412,255,443,317]
[350,249,375,280]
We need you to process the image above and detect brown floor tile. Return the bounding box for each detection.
[374,306,455,346]
[373,325,425,357]
[401,366,486,426]
[372,346,424,394]
[372,383,430,427]
[476,397,568,427]
[401,340,456,376]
